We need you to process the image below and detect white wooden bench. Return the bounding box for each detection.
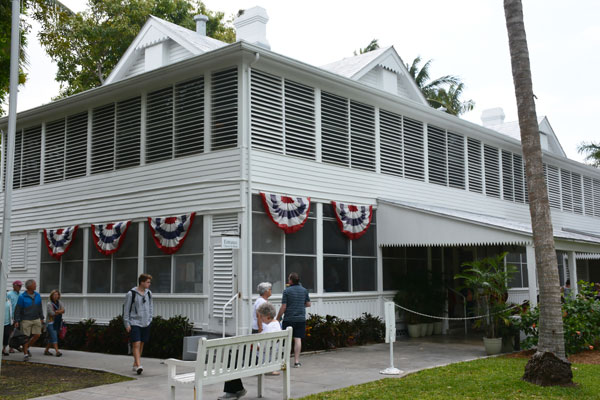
[166,327,293,400]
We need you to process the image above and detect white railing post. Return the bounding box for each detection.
[222,292,241,338]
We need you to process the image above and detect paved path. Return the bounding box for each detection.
[23,335,485,399]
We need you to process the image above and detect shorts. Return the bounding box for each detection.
[47,323,58,344]
[21,319,42,336]
[130,325,150,343]
[282,320,306,339]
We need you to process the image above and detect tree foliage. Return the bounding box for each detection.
[578,141,600,167]
[33,0,235,97]
[354,38,379,56]
[406,55,474,116]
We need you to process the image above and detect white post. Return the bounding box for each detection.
[380,301,402,375]
[568,251,578,296]
[526,245,538,307]
[0,0,21,375]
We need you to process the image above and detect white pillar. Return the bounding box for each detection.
[526,244,537,307]
[568,251,578,296]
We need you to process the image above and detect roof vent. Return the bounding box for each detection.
[233,6,270,50]
[481,107,505,127]
[193,14,209,36]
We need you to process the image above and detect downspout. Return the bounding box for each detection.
[246,52,260,334]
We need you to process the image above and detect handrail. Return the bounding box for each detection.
[447,286,468,335]
[222,292,241,338]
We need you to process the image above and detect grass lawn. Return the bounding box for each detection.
[299,356,600,400]
[0,360,133,400]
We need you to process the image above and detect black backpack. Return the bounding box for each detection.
[123,289,152,317]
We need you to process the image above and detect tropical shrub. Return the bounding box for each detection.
[518,281,600,355]
[303,313,385,352]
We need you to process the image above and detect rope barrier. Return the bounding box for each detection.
[393,302,521,321]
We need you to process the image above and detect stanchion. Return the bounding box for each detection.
[380,301,403,375]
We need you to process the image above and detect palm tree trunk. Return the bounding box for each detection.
[503,0,572,385]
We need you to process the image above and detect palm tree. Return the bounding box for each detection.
[503,0,572,386]
[354,39,379,55]
[578,141,600,167]
[406,56,474,116]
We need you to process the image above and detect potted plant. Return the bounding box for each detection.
[455,252,516,355]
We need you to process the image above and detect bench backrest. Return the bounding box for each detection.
[195,327,293,382]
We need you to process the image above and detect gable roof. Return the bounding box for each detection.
[104,15,227,85]
[320,46,428,106]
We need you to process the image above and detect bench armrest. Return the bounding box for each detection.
[165,358,196,367]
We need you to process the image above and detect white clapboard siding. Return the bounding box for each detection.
[123,52,146,80]
[168,41,194,64]
[212,213,239,235]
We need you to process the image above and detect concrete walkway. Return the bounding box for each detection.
[23,335,486,400]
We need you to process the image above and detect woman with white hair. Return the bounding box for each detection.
[253,282,272,333]
[219,282,273,400]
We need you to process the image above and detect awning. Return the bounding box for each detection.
[377,199,600,252]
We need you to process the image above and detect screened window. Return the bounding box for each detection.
[252,195,316,293]
[40,229,83,293]
[88,223,139,294]
[506,250,528,288]
[382,246,427,291]
[144,216,204,293]
[323,204,377,292]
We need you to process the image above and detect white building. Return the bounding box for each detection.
[2,7,600,335]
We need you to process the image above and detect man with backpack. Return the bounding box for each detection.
[123,274,153,375]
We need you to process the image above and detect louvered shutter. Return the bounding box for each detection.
[447,131,465,189]
[350,100,375,171]
[44,118,65,183]
[284,79,315,160]
[379,109,403,177]
[484,145,500,198]
[10,129,22,189]
[593,178,600,217]
[91,104,115,174]
[427,125,447,186]
[175,77,204,157]
[572,172,583,215]
[21,125,41,187]
[116,96,141,169]
[65,112,88,179]
[251,69,283,153]
[211,68,238,151]
[561,169,573,212]
[321,91,349,167]
[583,176,594,216]
[467,138,482,193]
[403,117,424,181]
[502,150,514,201]
[211,214,238,318]
[10,237,26,270]
[513,154,525,203]
[146,87,174,163]
[545,164,561,209]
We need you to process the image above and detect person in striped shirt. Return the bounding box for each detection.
[276,272,310,368]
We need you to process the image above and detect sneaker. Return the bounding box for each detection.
[44,350,53,356]
[136,366,143,375]
[293,362,302,368]
[235,389,247,399]
[27,350,31,357]
[23,354,30,362]
[56,351,62,357]
[217,389,246,400]
[132,366,138,372]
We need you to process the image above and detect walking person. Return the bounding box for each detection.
[2,295,11,356]
[13,279,45,361]
[218,282,272,400]
[44,290,65,357]
[7,280,22,353]
[123,273,153,375]
[276,272,311,368]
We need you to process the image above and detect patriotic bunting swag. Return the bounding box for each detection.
[261,192,311,234]
[331,201,373,240]
[148,213,196,254]
[92,221,131,256]
[43,226,79,260]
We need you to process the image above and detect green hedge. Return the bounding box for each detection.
[59,315,193,359]
[303,313,385,351]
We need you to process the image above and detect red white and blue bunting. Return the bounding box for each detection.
[91,221,131,256]
[331,201,373,240]
[43,226,79,260]
[261,192,311,234]
[147,213,196,255]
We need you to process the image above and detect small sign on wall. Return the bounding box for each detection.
[221,236,240,249]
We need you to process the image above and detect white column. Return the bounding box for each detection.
[568,251,578,295]
[82,227,89,319]
[526,244,538,306]
[316,203,324,295]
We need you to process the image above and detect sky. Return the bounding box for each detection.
[13,0,600,162]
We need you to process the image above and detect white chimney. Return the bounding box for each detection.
[481,107,506,127]
[193,14,209,36]
[233,6,270,50]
